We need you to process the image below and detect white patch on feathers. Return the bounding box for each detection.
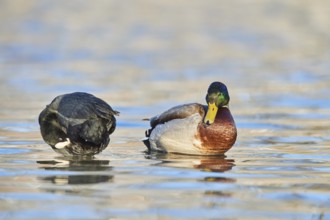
[55,138,71,149]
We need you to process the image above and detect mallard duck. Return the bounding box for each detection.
[143,82,237,155]
[39,92,119,157]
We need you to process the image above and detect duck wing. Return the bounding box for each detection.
[150,103,206,128]
[143,103,206,150]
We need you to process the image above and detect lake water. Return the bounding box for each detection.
[1,1,330,219]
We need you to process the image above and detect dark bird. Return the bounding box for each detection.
[39,92,119,157]
[144,82,237,155]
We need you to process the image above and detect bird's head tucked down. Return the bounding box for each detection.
[204,81,230,125]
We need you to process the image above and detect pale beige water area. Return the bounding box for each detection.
[0,1,330,219]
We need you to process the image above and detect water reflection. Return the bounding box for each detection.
[146,152,235,172]
[202,176,236,183]
[40,175,113,185]
[146,153,236,202]
[37,158,112,171]
[204,190,232,198]
[37,159,113,185]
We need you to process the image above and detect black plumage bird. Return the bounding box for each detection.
[39,92,119,157]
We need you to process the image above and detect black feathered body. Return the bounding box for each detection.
[39,92,119,156]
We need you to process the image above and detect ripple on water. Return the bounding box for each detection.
[260,136,321,145]
[0,147,32,155]
[237,121,301,130]
[0,122,36,133]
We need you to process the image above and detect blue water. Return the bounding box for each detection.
[1,0,330,219]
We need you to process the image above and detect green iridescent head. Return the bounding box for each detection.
[204,82,230,124]
[206,81,230,107]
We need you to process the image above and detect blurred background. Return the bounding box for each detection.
[1,0,329,107]
[0,0,330,219]
[1,0,330,145]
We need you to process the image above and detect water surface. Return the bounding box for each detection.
[1,1,330,219]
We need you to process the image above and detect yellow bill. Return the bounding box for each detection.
[204,102,218,125]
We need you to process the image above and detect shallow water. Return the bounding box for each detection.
[1,0,330,219]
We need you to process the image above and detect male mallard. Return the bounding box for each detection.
[144,82,237,155]
[39,92,119,157]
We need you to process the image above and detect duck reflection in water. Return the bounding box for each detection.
[37,158,113,185]
[146,152,235,173]
[146,152,236,198]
